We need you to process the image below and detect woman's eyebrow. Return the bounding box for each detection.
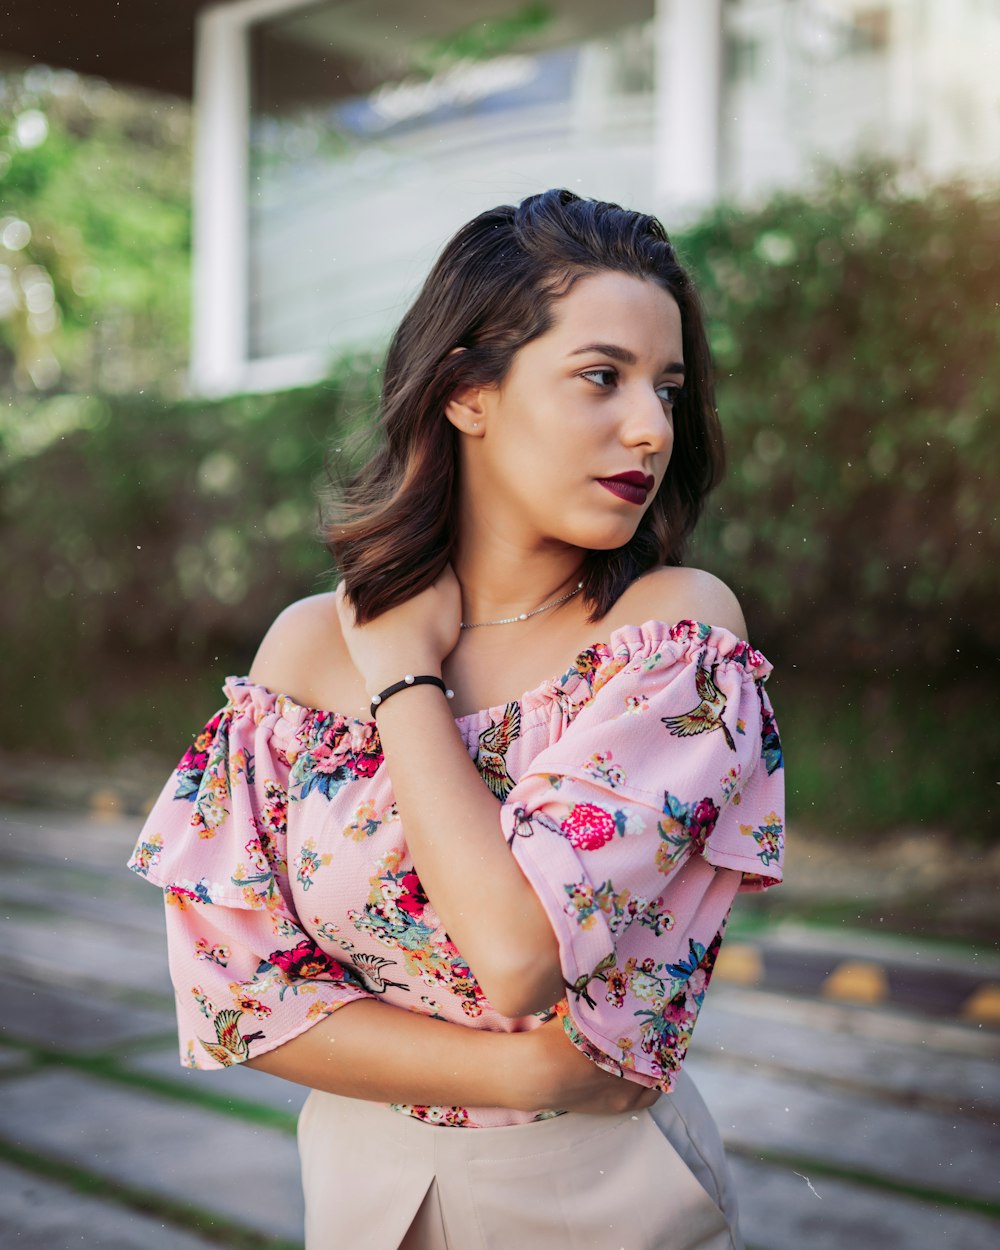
[568,342,685,374]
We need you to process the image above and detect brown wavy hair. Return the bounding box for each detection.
[325,188,725,623]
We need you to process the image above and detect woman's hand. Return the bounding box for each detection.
[516,1014,662,1116]
[334,566,462,693]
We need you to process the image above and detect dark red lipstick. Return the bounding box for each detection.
[596,470,655,505]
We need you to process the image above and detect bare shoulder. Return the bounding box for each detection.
[248,591,348,700]
[618,566,749,640]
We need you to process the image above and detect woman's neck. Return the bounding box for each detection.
[451,547,584,631]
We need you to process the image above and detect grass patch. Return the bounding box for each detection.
[731,1143,1000,1221]
[0,1140,304,1250]
[0,1039,299,1134]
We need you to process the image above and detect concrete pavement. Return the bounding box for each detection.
[1,805,998,1250]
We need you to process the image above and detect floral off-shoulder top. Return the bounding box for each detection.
[127,619,785,1128]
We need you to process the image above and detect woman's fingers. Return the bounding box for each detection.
[529,1015,662,1115]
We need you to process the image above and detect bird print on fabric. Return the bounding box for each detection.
[476,701,522,799]
[198,1008,265,1065]
[504,803,562,847]
[564,951,618,1010]
[660,651,736,752]
[350,952,410,995]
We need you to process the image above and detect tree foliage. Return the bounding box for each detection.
[680,166,1000,670]
[1,139,997,834]
[0,66,191,394]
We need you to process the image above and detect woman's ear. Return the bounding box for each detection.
[444,382,487,436]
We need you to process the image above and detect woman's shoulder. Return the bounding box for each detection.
[247,591,359,711]
[610,566,749,642]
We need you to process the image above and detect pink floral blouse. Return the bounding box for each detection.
[127,619,785,1128]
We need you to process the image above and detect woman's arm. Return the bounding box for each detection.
[333,576,566,1018]
[252,587,564,1019]
[245,997,661,1116]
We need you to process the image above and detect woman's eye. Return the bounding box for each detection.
[656,384,683,405]
[581,368,617,388]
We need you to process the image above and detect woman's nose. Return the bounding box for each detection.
[623,385,674,453]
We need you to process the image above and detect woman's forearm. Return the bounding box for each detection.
[244,998,662,1118]
[372,683,564,1017]
[244,997,547,1110]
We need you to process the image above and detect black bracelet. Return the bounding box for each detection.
[370,674,455,719]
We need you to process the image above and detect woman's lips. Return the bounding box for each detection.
[597,478,649,505]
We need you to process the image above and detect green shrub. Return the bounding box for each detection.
[2,165,998,836]
[681,166,1000,669]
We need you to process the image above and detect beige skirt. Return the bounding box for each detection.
[297,1068,744,1250]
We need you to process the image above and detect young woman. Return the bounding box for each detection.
[128,189,785,1250]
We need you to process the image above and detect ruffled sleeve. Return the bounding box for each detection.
[126,679,372,1070]
[500,620,785,1091]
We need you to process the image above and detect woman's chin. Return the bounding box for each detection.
[563,522,644,552]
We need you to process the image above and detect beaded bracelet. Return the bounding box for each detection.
[370,674,455,720]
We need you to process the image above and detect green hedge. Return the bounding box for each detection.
[2,167,998,837]
[681,166,1000,669]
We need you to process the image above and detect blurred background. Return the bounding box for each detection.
[1,2,998,1249]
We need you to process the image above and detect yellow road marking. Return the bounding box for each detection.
[714,943,763,985]
[821,960,889,1004]
[960,984,1000,1025]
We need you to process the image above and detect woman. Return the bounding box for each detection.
[128,189,785,1250]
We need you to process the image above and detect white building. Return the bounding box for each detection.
[9,0,999,395]
[192,0,1000,395]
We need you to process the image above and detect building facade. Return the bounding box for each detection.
[189,0,1000,394]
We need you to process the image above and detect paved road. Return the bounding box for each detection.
[1,805,998,1250]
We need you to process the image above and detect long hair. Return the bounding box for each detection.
[324,188,724,623]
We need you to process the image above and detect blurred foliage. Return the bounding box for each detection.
[0,158,997,838]
[416,3,554,73]
[0,65,191,394]
[681,165,1000,672]
[0,355,378,755]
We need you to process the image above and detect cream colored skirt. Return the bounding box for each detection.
[297,1068,744,1250]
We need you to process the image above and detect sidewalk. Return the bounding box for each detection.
[1,804,998,1250]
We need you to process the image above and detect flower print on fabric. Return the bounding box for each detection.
[127,620,784,1122]
[740,811,784,867]
[389,1103,480,1128]
[631,929,726,1082]
[560,801,645,851]
[655,791,721,873]
[475,702,521,800]
[230,990,273,1020]
[350,850,488,1018]
[165,882,213,909]
[720,765,743,806]
[563,879,675,940]
[549,642,624,724]
[291,713,383,801]
[343,798,381,841]
[129,832,163,878]
[173,711,226,801]
[194,938,230,967]
[231,833,281,906]
[192,985,215,1019]
[582,751,627,790]
[170,708,255,840]
[757,681,784,775]
[128,683,373,1074]
[500,621,784,1094]
[294,837,332,890]
[257,936,364,998]
[258,780,288,851]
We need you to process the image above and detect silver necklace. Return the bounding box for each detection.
[460,581,585,630]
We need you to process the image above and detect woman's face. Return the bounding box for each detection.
[455,270,683,554]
